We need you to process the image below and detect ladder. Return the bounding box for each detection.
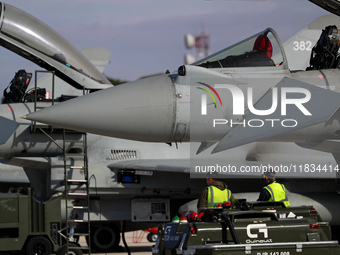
[30,70,92,254]
[62,130,91,255]
[32,70,55,133]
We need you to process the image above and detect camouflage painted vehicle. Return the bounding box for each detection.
[153,202,340,255]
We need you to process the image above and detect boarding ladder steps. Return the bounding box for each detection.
[30,70,91,254]
[63,131,91,254]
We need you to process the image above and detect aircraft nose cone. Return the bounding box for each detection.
[25,74,177,142]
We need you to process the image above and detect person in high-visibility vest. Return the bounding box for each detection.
[257,170,290,207]
[197,177,234,210]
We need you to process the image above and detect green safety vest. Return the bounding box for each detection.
[264,182,290,207]
[207,186,231,208]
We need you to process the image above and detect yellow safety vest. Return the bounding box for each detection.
[207,186,231,208]
[264,182,290,207]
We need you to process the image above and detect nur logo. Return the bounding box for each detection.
[197,83,312,117]
[196,82,222,115]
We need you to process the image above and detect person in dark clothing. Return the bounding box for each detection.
[257,171,290,207]
[197,177,234,210]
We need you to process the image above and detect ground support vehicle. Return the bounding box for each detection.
[0,188,63,255]
[153,203,340,255]
[0,187,88,255]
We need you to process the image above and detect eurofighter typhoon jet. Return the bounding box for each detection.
[25,0,340,176]
[1,0,340,241]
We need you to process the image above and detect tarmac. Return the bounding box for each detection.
[116,231,154,255]
[0,230,154,255]
[80,230,154,255]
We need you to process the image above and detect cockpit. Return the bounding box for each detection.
[193,28,285,69]
[0,3,111,90]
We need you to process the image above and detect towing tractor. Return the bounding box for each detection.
[153,201,340,255]
[0,187,85,255]
[0,187,63,255]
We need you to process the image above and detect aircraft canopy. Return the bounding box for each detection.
[194,28,286,69]
[0,3,111,90]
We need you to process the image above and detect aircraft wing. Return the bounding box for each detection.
[309,0,340,16]
[212,77,340,153]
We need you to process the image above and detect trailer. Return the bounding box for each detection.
[153,202,340,255]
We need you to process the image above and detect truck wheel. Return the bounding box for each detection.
[147,232,158,242]
[56,243,82,255]
[26,236,52,255]
[89,225,120,252]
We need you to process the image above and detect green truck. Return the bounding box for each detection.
[0,187,64,255]
[153,202,340,255]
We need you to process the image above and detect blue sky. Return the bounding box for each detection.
[0,0,327,89]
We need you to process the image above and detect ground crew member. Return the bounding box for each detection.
[197,176,234,210]
[257,170,290,207]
